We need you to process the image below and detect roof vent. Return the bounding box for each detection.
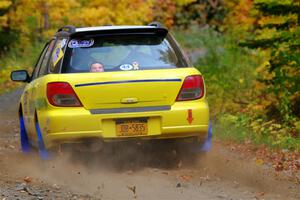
[57,25,76,33]
[148,22,163,28]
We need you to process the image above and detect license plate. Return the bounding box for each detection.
[116,118,148,136]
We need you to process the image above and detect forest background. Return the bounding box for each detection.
[0,0,299,151]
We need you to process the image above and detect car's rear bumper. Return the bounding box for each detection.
[37,101,209,148]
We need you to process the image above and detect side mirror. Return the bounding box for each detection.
[11,70,30,82]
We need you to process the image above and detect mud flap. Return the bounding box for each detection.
[19,116,31,153]
[201,122,212,151]
[35,121,49,160]
[190,122,212,153]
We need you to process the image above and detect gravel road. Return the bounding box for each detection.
[0,89,299,200]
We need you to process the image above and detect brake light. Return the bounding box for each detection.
[176,75,205,101]
[47,82,82,107]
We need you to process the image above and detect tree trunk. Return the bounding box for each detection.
[43,2,49,30]
[297,0,300,25]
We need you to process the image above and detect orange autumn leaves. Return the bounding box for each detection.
[1,0,195,43]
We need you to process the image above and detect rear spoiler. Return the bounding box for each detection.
[70,27,168,38]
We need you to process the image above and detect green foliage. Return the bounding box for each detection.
[254,0,300,15]
[175,0,226,29]
[175,27,263,117]
[214,114,251,142]
[0,29,18,50]
[175,27,299,150]
[0,41,44,94]
[0,0,17,52]
[215,113,300,150]
[242,0,300,133]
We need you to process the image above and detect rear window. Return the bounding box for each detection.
[61,34,189,73]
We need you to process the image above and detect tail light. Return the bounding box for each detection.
[176,75,205,101]
[47,82,82,107]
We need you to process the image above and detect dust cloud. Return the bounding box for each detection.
[8,141,197,196]
[6,141,298,200]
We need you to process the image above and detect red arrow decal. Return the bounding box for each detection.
[187,109,194,124]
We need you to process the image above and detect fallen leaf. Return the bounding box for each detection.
[23,176,32,183]
[127,185,136,195]
[255,159,264,165]
[126,170,133,175]
[274,162,284,171]
[258,192,265,196]
[179,174,192,182]
[233,181,239,188]
[52,184,60,190]
[177,160,182,168]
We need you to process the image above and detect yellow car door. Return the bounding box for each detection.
[21,44,48,140]
[27,41,55,141]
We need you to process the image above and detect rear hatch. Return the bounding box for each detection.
[58,68,199,110]
[58,27,197,110]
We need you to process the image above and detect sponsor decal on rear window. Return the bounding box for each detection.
[119,64,134,71]
[52,40,64,67]
[61,39,67,48]
[68,39,94,48]
[132,61,139,70]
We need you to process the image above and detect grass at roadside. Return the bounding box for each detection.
[215,114,300,150]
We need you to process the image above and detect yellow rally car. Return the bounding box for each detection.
[11,23,211,159]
